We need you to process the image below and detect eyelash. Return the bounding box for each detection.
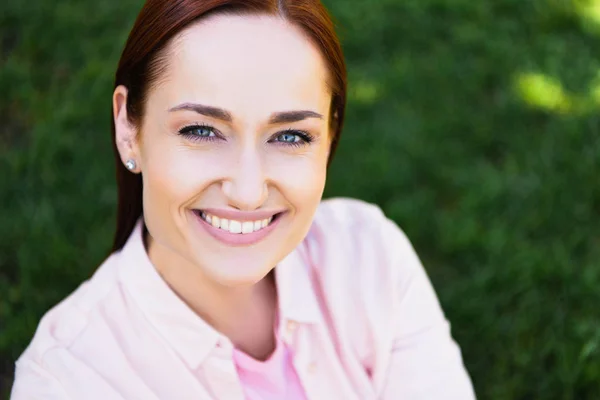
[177,124,315,148]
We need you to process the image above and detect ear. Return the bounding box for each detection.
[113,85,141,172]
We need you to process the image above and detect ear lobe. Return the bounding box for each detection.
[113,85,139,164]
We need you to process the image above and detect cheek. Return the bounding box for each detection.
[139,137,224,206]
[267,151,328,210]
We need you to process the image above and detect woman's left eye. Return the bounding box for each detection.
[271,130,313,147]
[276,133,301,143]
[194,127,214,137]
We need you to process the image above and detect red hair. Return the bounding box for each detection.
[111,0,347,251]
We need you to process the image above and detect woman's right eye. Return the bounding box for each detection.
[178,124,219,141]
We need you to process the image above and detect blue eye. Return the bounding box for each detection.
[193,127,214,137]
[272,130,314,147]
[181,125,215,137]
[277,132,301,143]
[178,124,220,142]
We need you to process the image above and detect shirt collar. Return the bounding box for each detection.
[116,218,322,368]
[275,237,321,325]
[117,219,221,370]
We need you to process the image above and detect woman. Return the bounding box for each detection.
[11,0,476,399]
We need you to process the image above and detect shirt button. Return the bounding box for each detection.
[286,320,297,334]
[307,362,317,374]
[217,337,233,351]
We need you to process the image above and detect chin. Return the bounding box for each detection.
[200,258,274,287]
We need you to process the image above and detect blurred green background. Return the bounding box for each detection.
[1,0,600,398]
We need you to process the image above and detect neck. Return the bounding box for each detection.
[145,231,278,353]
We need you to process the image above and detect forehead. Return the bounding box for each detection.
[156,14,331,120]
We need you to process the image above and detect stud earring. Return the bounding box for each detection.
[125,159,136,171]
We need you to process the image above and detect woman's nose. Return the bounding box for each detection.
[221,149,269,211]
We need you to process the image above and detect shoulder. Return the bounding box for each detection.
[303,198,427,363]
[11,358,71,399]
[314,197,387,229]
[305,197,425,320]
[14,254,121,380]
[309,197,421,281]
[313,197,414,249]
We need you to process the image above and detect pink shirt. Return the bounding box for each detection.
[233,329,307,400]
[11,198,476,399]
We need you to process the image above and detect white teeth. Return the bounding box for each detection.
[199,211,276,234]
[242,221,254,234]
[229,220,242,234]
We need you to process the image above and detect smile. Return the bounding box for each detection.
[192,209,284,246]
[198,211,274,234]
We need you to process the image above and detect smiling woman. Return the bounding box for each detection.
[11,1,475,399]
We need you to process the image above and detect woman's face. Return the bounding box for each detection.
[115,14,332,286]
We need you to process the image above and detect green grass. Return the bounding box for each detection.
[2,0,600,398]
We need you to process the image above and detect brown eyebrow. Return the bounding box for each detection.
[168,103,232,121]
[168,103,323,124]
[268,110,323,124]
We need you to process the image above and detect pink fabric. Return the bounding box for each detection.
[11,198,476,400]
[233,332,307,400]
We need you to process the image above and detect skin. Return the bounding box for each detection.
[113,13,332,359]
